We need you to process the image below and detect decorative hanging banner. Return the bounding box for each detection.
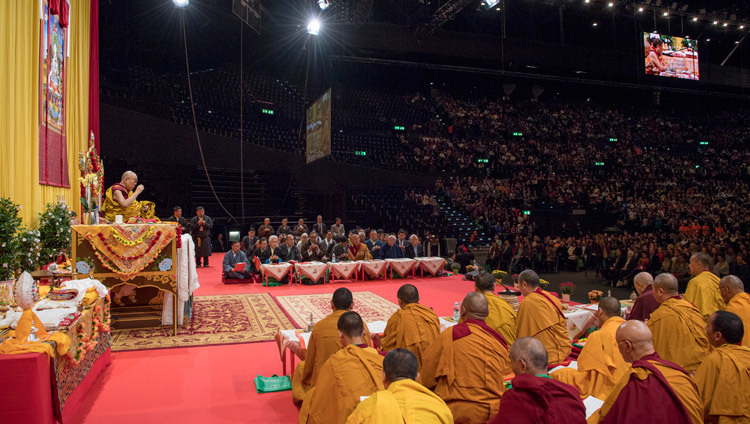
[39,0,71,187]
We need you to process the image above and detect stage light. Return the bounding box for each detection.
[638,7,644,12]
[317,0,329,10]
[483,0,501,8]
[307,18,321,35]
[713,21,718,25]
[741,25,746,29]
[607,2,613,7]
[723,22,728,27]
[584,0,590,3]
[692,17,698,21]
[172,0,189,8]
[706,38,710,41]
[592,22,598,26]
[663,11,668,16]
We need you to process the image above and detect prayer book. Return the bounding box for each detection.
[234,262,246,272]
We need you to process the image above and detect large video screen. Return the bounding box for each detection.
[643,32,699,80]
[306,88,331,164]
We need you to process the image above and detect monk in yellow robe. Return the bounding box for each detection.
[685,252,726,321]
[292,288,371,402]
[648,273,712,373]
[516,269,571,365]
[420,292,511,423]
[299,312,384,424]
[102,171,155,222]
[588,320,704,424]
[347,348,453,424]
[720,275,750,347]
[694,311,750,424]
[379,284,440,369]
[552,297,628,399]
[465,271,517,344]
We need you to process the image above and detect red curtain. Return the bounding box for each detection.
[88,0,99,151]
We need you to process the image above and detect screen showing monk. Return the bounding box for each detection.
[305,88,332,164]
[644,32,699,80]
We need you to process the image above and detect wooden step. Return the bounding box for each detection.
[111,307,164,330]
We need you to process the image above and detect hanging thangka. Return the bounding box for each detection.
[39,0,71,187]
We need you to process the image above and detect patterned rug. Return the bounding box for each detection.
[111,293,296,351]
[275,291,399,328]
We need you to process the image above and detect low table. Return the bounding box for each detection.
[385,258,417,278]
[415,257,447,277]
[261,263,294,285]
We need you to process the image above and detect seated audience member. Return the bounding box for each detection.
[589,320,704,424]
[261,235,283,264]
[364,230,383,257]
[297,233,309,252]
[298,312,383,424]
[404,234,425,259]
[241,228,258,257]
[277,218,291,239]
[490,337,586,424]
[379,284,441,369]
[380,235,405,259]
[302,232,324,262]
[347,233,373,261]
[685,252,726,321]
[471,271,517,344]
[516,269,571,365]
[346,349,453,424]
[222,241,251,279]
[214,233,226,252]
[312,215,326,235]
[444,250,456,271]
[420,292,511,423]
[720,275,750,346]
[625,272,659,321]
[293,218,309,238]
[331,217,345,237]
[280,234,302,262]
[551,297,627,399]
[648,273,711,373]
[331,236,351,261]
[455,245,475,274]
[250,238,267,273]
[397,230,408,250]
[257,217,274,239]
[694,311,750,424]
[320,231,335,260]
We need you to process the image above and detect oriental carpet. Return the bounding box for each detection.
[275,291,399,328]
[110,293,295,351]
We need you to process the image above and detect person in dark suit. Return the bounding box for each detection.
[312,215,326,236]
[364,230,384,258]
[404,234,425,259]
[241,229,258,258]
[380,235,404,259]
[293,218,309,238]
[455,244,475,274]
[165,206,189,232]
[279,234,302,262]
[257,218,274,239]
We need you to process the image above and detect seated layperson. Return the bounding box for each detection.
[257,217,274,239]
[312,215,326,236]
[364,230,383,257]
[241,229,258,257]
[261,235,283,264]
[380,235,404,259]
[164,206,189,230]
[293,218,309,238]
[277,218,291,239]
[280,234,302,262]
[222,241,251,279]
[102,170,156,222]
[404,234,424,259]
[302,233,324,262]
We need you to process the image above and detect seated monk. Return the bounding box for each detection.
[588,320,704,424]
[419,292,511,423]
[347,233,372,260]
[102,171,155,222]
[490,337,586,424]
[626,272,660,321]
[298,312,384,424]
[292,288,371,402]
[720,275,750,346]
[694,311,750,424]
[378,284,440,370]
[516,269,571,365]
[552,297,628,399]
[347,348,453,424]
[468,271,517,344]
[648,273,711,373]
[685,253,726,321]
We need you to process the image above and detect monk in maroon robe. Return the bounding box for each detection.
[490,337,586,424]
[626,272,660,321]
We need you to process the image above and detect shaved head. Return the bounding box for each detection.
[121,170,136,180]
[616,320,655,362]
[383,349,419,384]
[708,311,744,346]
[509,337,548,376]
[599,297,621,319]
[719,275,745,304]
[461,292,489,321]
[653,273,679,303]
[337,311,365,338]
[331,288,353,310]
[397,284,419,305]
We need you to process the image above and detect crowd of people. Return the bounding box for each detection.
[293,268,750,423]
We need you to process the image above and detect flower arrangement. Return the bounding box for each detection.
[451,262,460,274]
[0,197,22,281]
[38,202,76,265]
[492,270,507,280]
[588,290,604,302]
[540,278,550,289]
[15,228,41,273]
[559,282,576,295]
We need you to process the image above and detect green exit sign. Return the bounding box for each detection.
[261,109,274,115]
[355,151,367,156]
[523,210,531,215]
[609,137,618,142]
[477,159,489,163]
[394,126,405,131]
[595,161,605,166]
[699,141,709,145]
[512,132,523,137]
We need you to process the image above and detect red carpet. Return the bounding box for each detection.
[70,253,477,424]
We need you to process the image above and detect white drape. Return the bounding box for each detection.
[162,234,200,326]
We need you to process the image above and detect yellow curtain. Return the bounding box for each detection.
[0,0,90,226]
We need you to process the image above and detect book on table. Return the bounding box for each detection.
[234,262,247,272]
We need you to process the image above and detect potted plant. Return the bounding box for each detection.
[0,197,22,282]
[451,262,460,275]
[559,282,576,303]
[588,290,604,304]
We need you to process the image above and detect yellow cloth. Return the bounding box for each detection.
[482,291,517,345]
[102,185,156,222]
[419,321,510,423]
[588,357,705,424]
[292,310,371,402]
[82,287,99,306]
[347,379,453,424]
[0,309,70,357]
[694,344,750,424]
[552,316,628,399]
[517,290,571,365]
[349,242,372,261]
[725,293,750,347]
[647,297,712,373]
[299,345,384,424]
[0,0,91,225]
[380,302,441,369]
[685,271,726,321]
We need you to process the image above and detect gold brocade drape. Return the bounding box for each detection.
[0,0,91,225]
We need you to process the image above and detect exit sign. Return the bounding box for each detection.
[699,141,709,145]
[261,109,274,115]
[512,132,523,137]
[394,126,405,131]
[522,210,531,215]
[609,137,618,142]
[595,161,605,166]
[355,151,367,156]
[477,159,489,163]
